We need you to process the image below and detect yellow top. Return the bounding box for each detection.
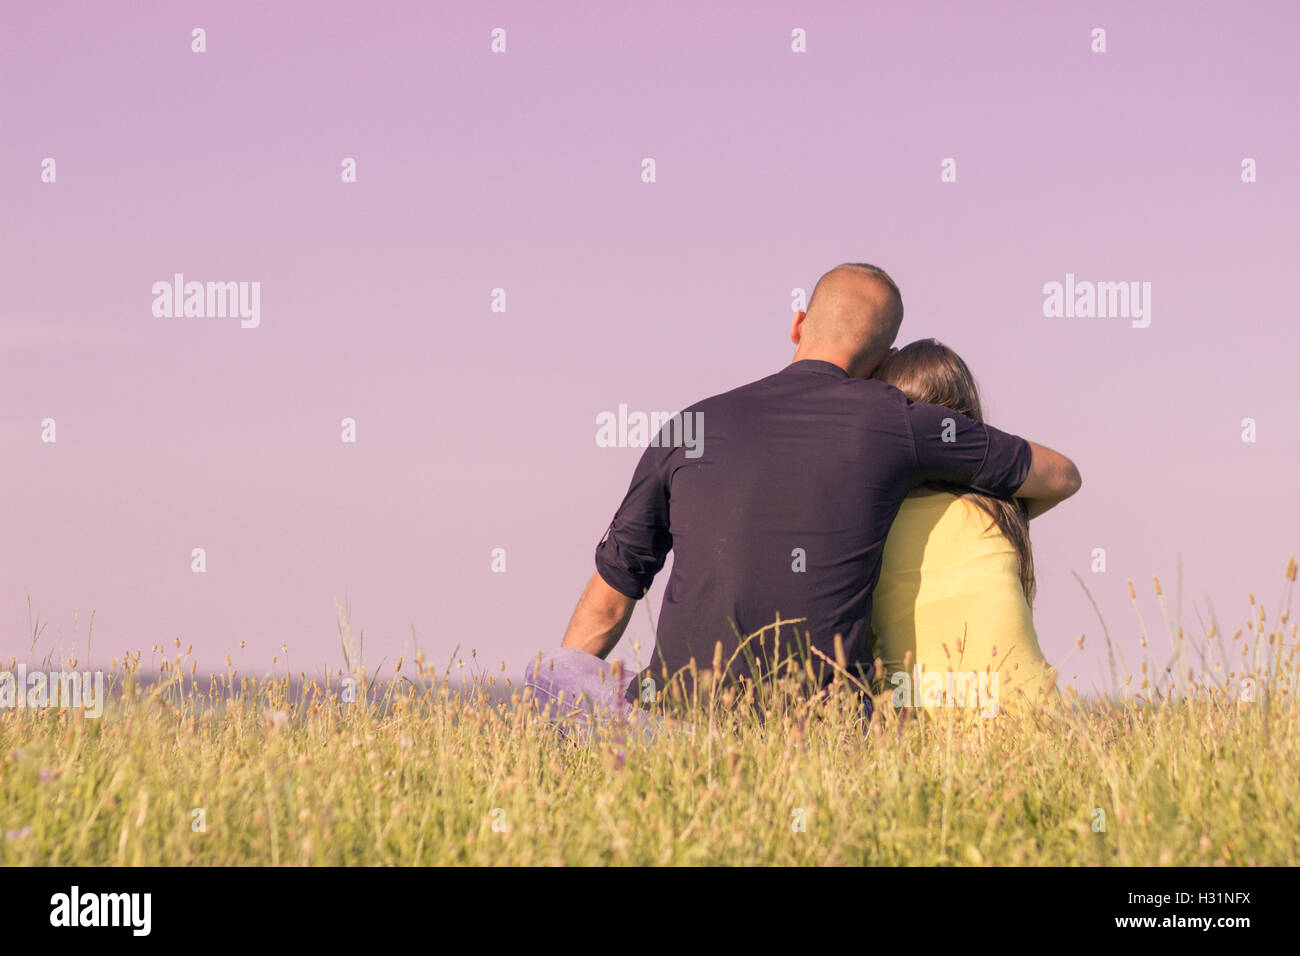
[870,492,1057,713]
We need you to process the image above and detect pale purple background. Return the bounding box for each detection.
[2,1,1296,694]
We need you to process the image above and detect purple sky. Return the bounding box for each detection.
[3,1,1297,695]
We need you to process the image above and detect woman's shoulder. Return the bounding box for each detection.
[898,491,1015,548]
[901,488,962,506]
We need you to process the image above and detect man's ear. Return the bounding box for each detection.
[790,310,806,345]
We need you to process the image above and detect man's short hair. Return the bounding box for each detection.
[810,262,903,325]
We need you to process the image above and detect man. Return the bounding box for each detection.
[537,262,1080,714]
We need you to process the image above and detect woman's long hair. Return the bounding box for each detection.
[874,339,1036,607]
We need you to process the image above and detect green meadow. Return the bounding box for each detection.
[2,562,1296,866]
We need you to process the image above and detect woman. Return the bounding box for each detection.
[870,339,1058,714]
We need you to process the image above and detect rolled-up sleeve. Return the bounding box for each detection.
[907,400,1032,498]
[594,445,674,599]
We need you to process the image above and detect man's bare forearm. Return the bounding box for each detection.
[1023,496,1064,520]
[1015,440,1082,519]
[560,571,638,658]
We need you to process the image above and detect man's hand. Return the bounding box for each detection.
[560,571,638,658]
[1015,441,1082,518]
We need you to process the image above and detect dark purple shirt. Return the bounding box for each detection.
[594,359,1032,703]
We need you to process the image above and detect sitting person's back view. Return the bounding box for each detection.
[870,339,1060,714]
[529,263,1080,719]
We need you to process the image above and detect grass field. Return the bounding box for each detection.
[2,563,1296,866]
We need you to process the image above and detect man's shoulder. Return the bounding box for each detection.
[675,373,771,415]
[683,369,908,413]
[858,377,912,410]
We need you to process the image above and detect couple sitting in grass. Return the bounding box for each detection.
[526,262,1078,724]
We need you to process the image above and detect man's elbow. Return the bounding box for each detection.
[1058,459,1082,499]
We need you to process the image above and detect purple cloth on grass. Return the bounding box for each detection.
[524,647,635,719]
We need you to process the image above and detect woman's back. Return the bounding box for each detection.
[871,491,1057,712]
